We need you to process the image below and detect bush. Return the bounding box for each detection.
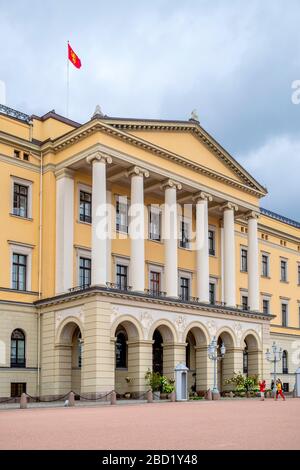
[144,369,175,393]
[224,372,258,392]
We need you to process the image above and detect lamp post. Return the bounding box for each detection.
[265,341,282,395]
[208,336,226,398]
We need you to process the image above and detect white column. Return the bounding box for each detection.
[161,179,182,297]
[128,166,149,292]
[247,212,260,311]
[194,192,212,303]
[222,203,238,307]
[86,152,112,286]
[55,168,74,293]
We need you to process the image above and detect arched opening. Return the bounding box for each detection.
[152,324,175,378]
[113,320,141,396]
[243,333,259,377]
[55,321,83,395]
[11,329,26,368]
[216,331,234,392]
[282,350,288,374]
[184,326,208,394]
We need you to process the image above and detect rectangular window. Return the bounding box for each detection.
[79,257,91,287]
[150,271,160,295]
[116,264,128,290]
[262,254,269,277]
[208,230,215,256]
[12,253,27,291]
[79,190,92,223]
[282,303,288,327]
[263,299,269,315]
[179,220,190,249]
[242,295,248,310]
[13,183,28,218]
[14,150,20,158]
[209,283,215,304]
[280,260,287,282]
[149,207,161,241]
[11,383,26,398]
[180,277,190,301]
[116,196,129,233]
[241,249,248,272]
[23,153,29,161]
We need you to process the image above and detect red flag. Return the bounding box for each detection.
[68,43,82,69]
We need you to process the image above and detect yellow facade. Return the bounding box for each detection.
[0,104,299,399]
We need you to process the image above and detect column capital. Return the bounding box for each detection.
[86,151,112,165]
[160,178,182,191]
[220,201,238,212]
[55,168,75,180]
[127,165,149,178]
[245,210,260,221]
[193,191,213,203]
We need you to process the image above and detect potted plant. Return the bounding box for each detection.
[124,376,134,399]
[145,369,162,399]
[160,377,175,399]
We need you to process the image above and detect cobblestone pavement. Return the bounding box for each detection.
[0,399,299,450]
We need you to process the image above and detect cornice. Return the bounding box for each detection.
[0,130,41,154]
[0,153,40,173]
[42,120,266,198]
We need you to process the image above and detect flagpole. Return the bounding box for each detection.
[66,40,70,118]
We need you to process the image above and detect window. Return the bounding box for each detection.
[209,283,215,304]
[12,253,27,291]
[179,220,190,249]
[243,344,248,374]
[11,329,25,368]
[283,383,289,393]
[242,295,248,311]
[150,271,160,295]
[23,153,29,161]
[116,196,129,233]
[282,350,288,374]
[280,260,287,282]
[11,383,26,397]
[79,257,91,287]
[263,299,270,315]
[13,183,28,218]
[116,331,127,368]
[208,230,215,256]
[180,277,190,301]
[116,264,128,290]
[241,248,248,272]
[262,254,269,277]
[149,206,161,241]
[282,303,288,327]
[13,150,20,158]
[79,190,92,223]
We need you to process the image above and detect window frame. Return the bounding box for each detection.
[281,302,288,327]
[208,228,216,256]
[280,258,288,282]
[115,330,128,369]
[148,205,161,242]
[240,247,248,273]
[116,263,128,290]
[178,217,191,250]
[115,195,129,234]
[9,243,32,291]
[11,177,33,219]
[261,253,270,277]
[78,186,92,224]
[10,329,26,368]
[179,276,190,301]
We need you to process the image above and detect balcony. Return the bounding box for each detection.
[144,289,166,298]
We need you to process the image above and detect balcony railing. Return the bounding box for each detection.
[144,289,167,298]
[106,282,132,292]
[69,284,91,293]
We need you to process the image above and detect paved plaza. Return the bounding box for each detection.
[0,399,299,450]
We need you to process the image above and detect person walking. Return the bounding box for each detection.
[275,379,286,401]
[259,380,266,400]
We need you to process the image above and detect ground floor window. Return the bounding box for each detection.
[11,382,26,397]
[283,383,289,393]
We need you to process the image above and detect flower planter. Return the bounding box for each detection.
[153,391,161,400]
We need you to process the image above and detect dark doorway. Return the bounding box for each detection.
[152,330,163,374]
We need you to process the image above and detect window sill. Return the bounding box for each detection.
[9,213,33,221]
[0,287,38,295]
[240,270,248,274]
[77,219,92,226]
[280,280,289,284]
[178,246,191,251]
[261,275,271,279]
[148,238,162,244]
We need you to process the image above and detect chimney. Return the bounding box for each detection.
[0,80,6,105]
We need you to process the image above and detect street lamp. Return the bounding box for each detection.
[208,336,226,397]
[265,341,282,395]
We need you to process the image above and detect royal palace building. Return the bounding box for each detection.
[0,103,299,399]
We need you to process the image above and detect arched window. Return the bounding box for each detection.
[116,331,127,368]
[282,350,288,374]
[243,343,248,375]
[11,329,25,367]
[152,330,163,375]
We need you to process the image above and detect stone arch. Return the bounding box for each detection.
[111,315,143,341]
[54,318,84,395]
[215,327,237,348]
[148,319,178,343]
[242,331,262,378]
[216,328,236,392]
[183,322,209,393]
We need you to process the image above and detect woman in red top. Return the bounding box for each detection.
[259,380,266,400]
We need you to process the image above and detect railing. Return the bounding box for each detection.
[0,104,31,123]
[144,289,166,298]
[106,282,132,292]
[69,284,91,293]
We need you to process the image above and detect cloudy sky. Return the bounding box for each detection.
[0,0,299,220]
